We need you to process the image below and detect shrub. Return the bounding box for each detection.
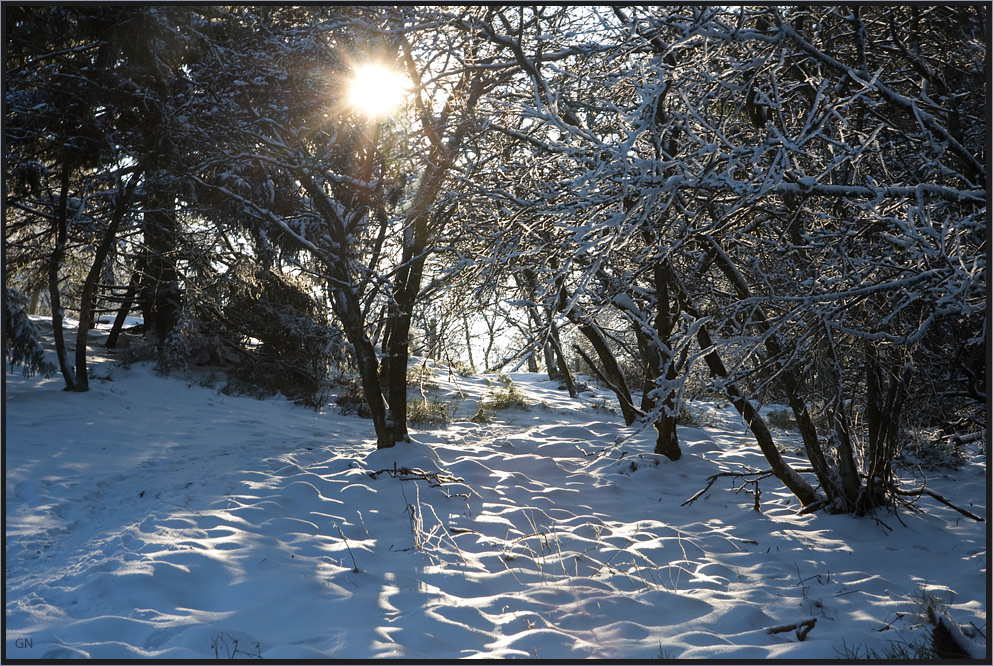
[158,264,344,408]
[765,408,796,430]
[678,402,717,427]
[472,382,530,422]
[335,376,371,418]
[408,363,438,391]
[4,287,55,378]
[896,428,969,470]
[408,398,450,425]
[488,383,530,411]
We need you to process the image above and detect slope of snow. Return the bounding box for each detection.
[4,320,988,659]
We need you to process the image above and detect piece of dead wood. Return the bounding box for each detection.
[681,469,776,507]
[767,617,816,641]
[368,463,464,488]
[893,486,985,522]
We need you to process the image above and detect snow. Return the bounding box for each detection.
[5,318,988,660]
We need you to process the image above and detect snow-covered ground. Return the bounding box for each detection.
[5,318,987,659]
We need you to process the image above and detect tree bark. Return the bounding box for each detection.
[49,165,77,390]
[138,185,182,345]
[106,271,139,349]
[666,261,822,507]
[73,174,141,391]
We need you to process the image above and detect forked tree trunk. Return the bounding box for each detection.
[700,234,842,502]
[667,261,822,508]
[861,345,908,514]
[74,174,141,392]
[819,323,863,510]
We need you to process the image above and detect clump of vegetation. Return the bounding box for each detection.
[472,381,530,423]
[837,636,936,660]
[155,263,343,410]
[452,361,475,377]
[656,642,679,660]
[335,376,372,418]
[408,398,451,425]
[677,402,717,427]
[765,408,796,431]
[408,363,439,391]
[836,587,963,660]
[896,428,970,470]
[588,398,619,416]
[482,372,514,388]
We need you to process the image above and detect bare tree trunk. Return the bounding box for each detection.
[548,320,577,398]
[700,234,842,502]
[74,174,141,391]
[138,185,182,346]
[667,261,822,507]
[106,270,138,349]
[819,323,863,510]
[461,313,477,373]
[332,282,389,444]
[862,345,908,514]
[650,260,681,460]
[48,165,77,391]
[569,316,640,425]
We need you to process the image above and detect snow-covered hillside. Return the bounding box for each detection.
[5,320,987,659]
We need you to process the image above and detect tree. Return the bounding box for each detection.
[463,5,986,512]
[188,6,507,447]
[5,6,157,391]
[4,287,56,378]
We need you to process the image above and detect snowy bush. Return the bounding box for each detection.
[335,376,372,418]
[473,382,531,422]
[4,287,55,378]
[408,398,451,426]
[157,264,344,408]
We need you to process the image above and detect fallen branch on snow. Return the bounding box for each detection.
[767,617,816,641]
[893,485,985,522]
[681,469,777,510]
[368,462,464,488]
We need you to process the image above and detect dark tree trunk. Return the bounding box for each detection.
[332,282,389,444]
[650,260,681,460]
[73,175,140,391]
[548,320,577,398]
[667,261,821,507]
[861,346,908,514]
[380,134,459,447]
[49,165,77,391]
[106,270,139,349]
[570,317,640,425]
[138,186,181,345]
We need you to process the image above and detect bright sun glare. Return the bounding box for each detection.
[348,64,408,117]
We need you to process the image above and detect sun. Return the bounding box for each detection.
[347,64,409,118]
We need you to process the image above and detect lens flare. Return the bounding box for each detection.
[347,64,408,117]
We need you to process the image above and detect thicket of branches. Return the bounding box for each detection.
[5,6,986,517]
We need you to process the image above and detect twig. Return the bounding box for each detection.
[422,501,469,566]
[590,537,636,577]
[681,469,774,507]
[369,465,464,488]
[333,522,360,573]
